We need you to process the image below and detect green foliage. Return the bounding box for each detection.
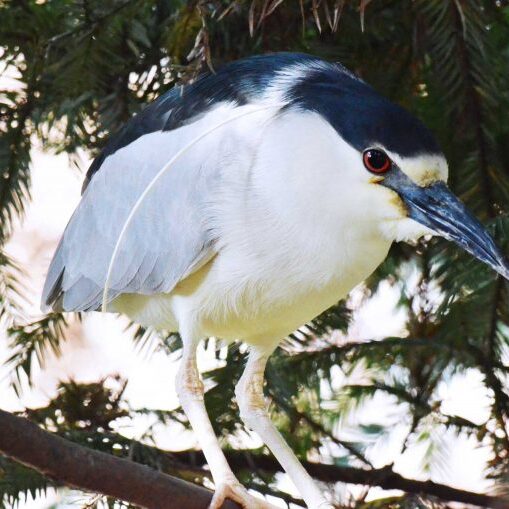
[6,313,69,395]
[0,456,53,508]
[2,0,509,508]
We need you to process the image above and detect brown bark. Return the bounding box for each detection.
[0,408,240,509]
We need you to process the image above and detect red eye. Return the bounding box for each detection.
[363,149,392,174]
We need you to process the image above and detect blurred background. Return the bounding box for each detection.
[1,1,509,508]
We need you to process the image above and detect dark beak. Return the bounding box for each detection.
[382,171,509,280]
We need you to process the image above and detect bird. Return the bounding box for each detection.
[42,52,509,509]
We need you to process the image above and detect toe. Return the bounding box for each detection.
[208,489,224,509]
[208,479,278,509]
[208,488,227,509]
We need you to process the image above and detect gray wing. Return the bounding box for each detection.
[41,84,241,312]
[42,123,220,312]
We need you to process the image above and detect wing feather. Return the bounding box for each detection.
[42,107,237,311]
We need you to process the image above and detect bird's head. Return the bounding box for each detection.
[359,144,509,280]
[285,57,509,279]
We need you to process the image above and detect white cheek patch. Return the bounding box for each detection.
[386,151,448,186]
[377,152,448,242]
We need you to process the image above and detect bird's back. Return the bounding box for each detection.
[82,53,329,191]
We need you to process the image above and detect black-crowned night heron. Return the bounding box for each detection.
[42,53,509,509]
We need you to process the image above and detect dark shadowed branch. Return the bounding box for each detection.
[0,409,240,509]
[170,450,508,509]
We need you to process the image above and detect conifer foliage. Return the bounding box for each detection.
[1,1,509,507]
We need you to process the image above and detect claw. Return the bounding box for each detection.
[208,478,279,509]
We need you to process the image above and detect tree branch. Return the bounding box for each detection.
[170,450,508,509]
[0,408,240,509]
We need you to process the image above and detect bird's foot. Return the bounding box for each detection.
[208,477,278,509]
